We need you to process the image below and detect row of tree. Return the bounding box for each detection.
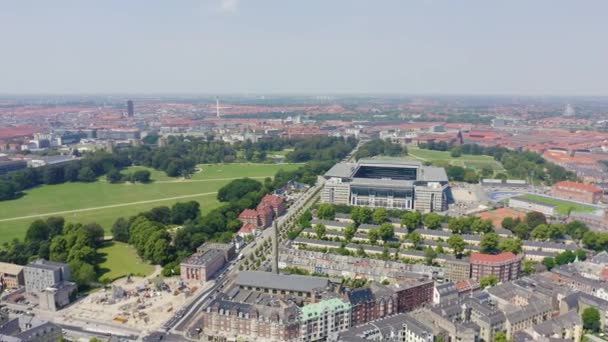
[0,151,130,201]
[106,169,151,184]
[354,139,406,160]
[0,217,105,288]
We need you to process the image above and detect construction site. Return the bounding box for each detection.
[57,271,209,335]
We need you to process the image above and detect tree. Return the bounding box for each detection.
[317,204,336,220]
[0,181,16,200]
[471,219,492,234]
[424,247,437,266]
[501,217,518,231]
[525,211,547,229]
[217,178,262,202]
[542,257,555,270]
[106,169,123,183]
[450,146,462,158]
[131,170,151,183]
[494,331,507,342]
[480,275,498,289]
[84,223,105,248]
[314,223,327,239]
[344,224,357,241]
[480,166,494,178]
[409,232,423,249]
[379,223,395,242]
[401,211,422,232]
[77,167,97,182]
[463,169,479,183]
[513,222,531,240]
[171,201,200,224]
[447,234,466,257]
[372,208,389,225]
[112,217,130,242]
[480,233,500,254]
[46,216,65,237]
[582,307,600,332]
[423,213,443,230]
[351,207,372,226]
[368,229,379,245]
[26,220,49,243]
[498,238,522,254]
[70,261,97,286]
[523,260,536,275]
[531,224,551,241]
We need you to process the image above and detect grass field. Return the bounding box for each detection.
[519,194,597,215]
[0,163,300,243]
[408,147,504,172]
[98,241,155,282]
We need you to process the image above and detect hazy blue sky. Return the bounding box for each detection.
[1,0,607,95]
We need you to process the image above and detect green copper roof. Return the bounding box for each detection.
[300,298,351,319]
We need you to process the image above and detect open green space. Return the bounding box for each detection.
[408,147,504,172]
[519,194,597,215]
[98,241,156,282]
[0,163,300,243]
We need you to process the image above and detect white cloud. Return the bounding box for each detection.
[220,0,239,13]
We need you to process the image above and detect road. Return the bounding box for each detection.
[150,177,325,340]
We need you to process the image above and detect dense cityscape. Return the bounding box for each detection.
[2,1,608,342]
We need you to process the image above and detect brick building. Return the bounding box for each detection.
[470,252,522,283]
[551,180,603,204]
[0,262,24,289]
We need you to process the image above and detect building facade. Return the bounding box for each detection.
[23,259,71,293]
[551,180,603,204]
[470,252,522,283]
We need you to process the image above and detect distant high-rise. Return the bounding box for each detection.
[127,100,134,117]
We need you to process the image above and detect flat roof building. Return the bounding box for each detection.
[321,159,449,213]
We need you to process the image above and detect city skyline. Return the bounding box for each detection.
[1,0,608,95]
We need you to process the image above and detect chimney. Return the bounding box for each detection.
[273,220,279,274]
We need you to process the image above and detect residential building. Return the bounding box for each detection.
[433,282,458,305]
[0,262,24,289]
[551,180,603,204]
[299,298,351,341]
[470,252,522,283]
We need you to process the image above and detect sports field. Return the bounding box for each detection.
[519,194,597,215]
[0,163,300,243]
[408,147,504,172]
[98,241,156,282]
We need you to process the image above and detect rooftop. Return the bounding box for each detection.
[236,271,330,293]
[470,252,520,264]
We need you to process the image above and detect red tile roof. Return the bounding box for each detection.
[553,181,602,194]
[470,252,519,264]
[239,209,258,219]
[238,223,256,235]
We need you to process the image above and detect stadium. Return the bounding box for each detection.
[321,159,449,212]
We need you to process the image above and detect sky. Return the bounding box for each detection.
[1,0,607,95]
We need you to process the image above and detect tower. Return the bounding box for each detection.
[273,220,279,274]
[216,96,221,118]
[127,100,134,117]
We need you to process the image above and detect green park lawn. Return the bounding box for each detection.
[408,147,504,172]
[0,163,300,244]
[520,194,597,215]
[98,241,156,282]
